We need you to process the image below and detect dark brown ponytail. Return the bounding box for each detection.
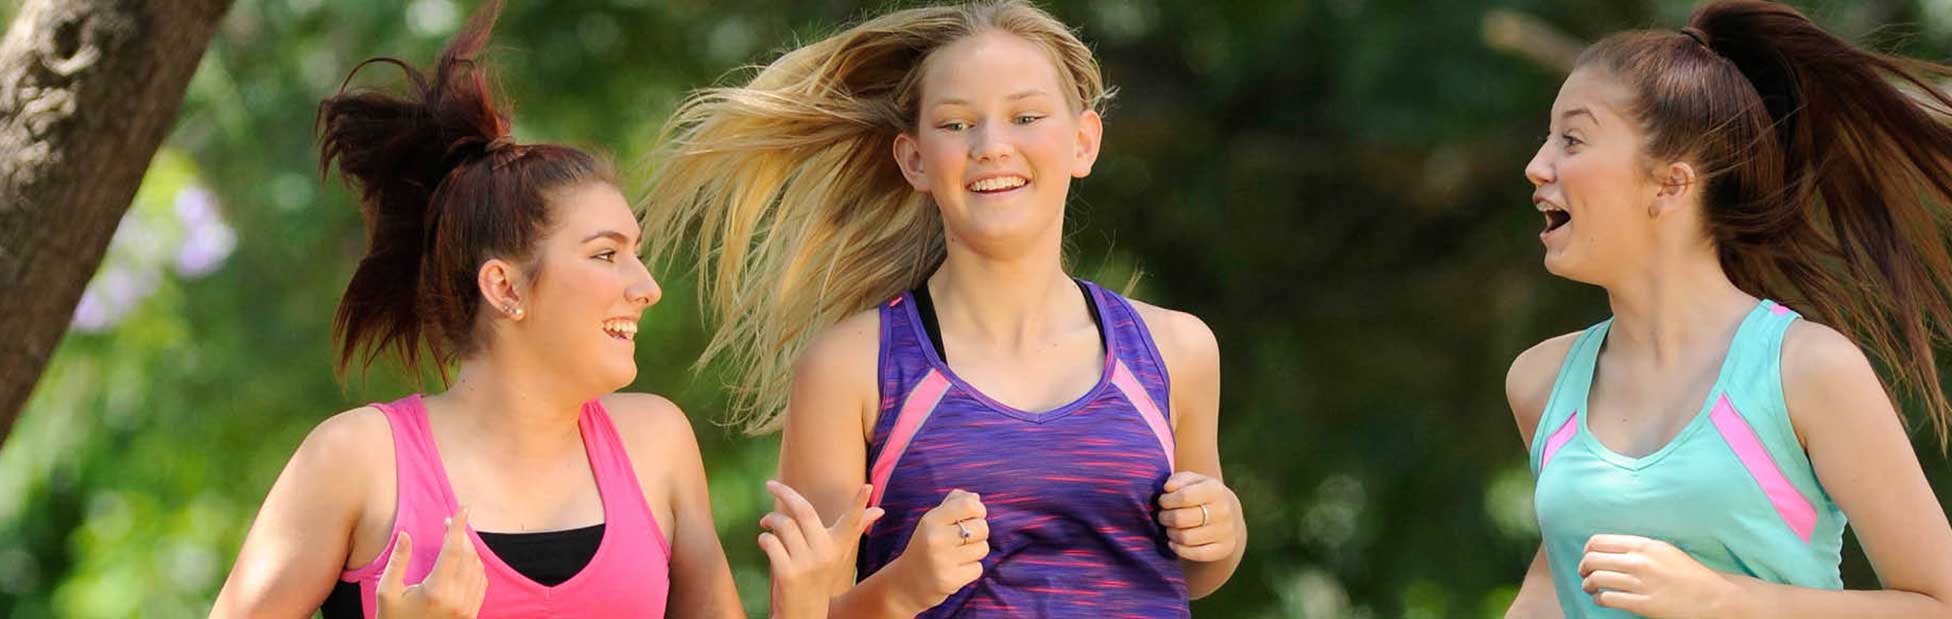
[318,0,612,383]
[1580,0,1952,446]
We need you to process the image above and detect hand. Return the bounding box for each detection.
[760,481,884,619]
[376,507,487,619]
[1157,471,1241,562]
[887,489,988,611]
[1578,534,1745,617]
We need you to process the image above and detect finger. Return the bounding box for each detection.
[432,508,481,583]
[761,511,812,559]
[378,531,412,594]
[1162,471,1209,493]
[1576,550,1640,578]
[1157,506,1208,529]
[962,517,990,543]
[758,531,795,573]
[768,480,831,553]
[956,539,991,564]
[1157,481,1215,510]
[1591,590,1652,614]
[830,484,875,536]
[1580,569,1643,595]
[1169,540,1231,562]
[1584,533,1651,554]
[1166,523,1219,547]
[937,489,986,521]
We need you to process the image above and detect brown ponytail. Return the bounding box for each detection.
[1580,0,1952,446]
[318,0,612,383]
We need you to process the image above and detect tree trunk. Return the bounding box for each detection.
[0,0,235,445]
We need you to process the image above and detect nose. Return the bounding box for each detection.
[970,124,1011,164]
[627,255,661,309]
[1525,140,1554,188]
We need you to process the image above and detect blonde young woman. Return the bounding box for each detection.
[642,1,1244,616]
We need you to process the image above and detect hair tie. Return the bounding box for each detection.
[1680,26,1710,49]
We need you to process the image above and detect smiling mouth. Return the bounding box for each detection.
[967,175,1028,194]
[601,318,637,341]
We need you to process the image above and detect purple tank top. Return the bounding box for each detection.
[859,279,1189,617]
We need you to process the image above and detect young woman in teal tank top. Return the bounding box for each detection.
[1506,2,1952,617]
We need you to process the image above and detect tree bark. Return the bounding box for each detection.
[0,0,235,445]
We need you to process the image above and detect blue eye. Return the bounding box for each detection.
[1561,133,1583,147]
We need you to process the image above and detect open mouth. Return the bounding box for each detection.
[966,175,1028,194]
[601,318,637,342]
[1539,202,1571,234]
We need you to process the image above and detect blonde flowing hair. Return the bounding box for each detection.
[641,0,1112,434]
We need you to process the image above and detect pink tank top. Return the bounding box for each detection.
[335,395,670,617]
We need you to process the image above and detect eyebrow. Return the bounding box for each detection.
[582,230,635,245]
[932,89,1055,107]
[1560,107,1599,126]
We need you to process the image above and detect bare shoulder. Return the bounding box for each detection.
[795,306,881,381]
[1507,331,1582,442]
[1780,319,1874,383]
[299,406,392,476]
[600,392,700,459]
[1128,298,1219,374]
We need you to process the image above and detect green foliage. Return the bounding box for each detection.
[3,0,1951,616]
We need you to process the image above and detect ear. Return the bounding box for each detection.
[1070,109,1104,179]
[478,258,525,320]
[1649,159,1699,219]
[892,132,931,191]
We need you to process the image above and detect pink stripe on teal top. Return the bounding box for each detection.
[1708,394,1818,542]
[1539,412,1579,473]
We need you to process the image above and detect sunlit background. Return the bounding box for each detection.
[4,1,1952,616]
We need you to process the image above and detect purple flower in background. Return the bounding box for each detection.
[70,266,159,333]
[173,186,235,278]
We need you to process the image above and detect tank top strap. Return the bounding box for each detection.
[575,399,671,560]
[1087,280,1172,414]
[341,394,451,583]
[1532,319,1610,475]
[1711,300,1822,498]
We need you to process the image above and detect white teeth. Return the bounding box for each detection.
[1535,202,1565,213]
[968,176,1027,192]
[602,319,638,340]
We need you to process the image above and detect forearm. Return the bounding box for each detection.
[1182,515,1245,599]
[827,566,930,619]
[1726,576,1950,619]
[1505,547,1561,619]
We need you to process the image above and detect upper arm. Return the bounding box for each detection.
[604,392,742,618]
[1507,333,1578,450]
[778,309,882,521]
[1134,302,1222,480]
[211,407,383,618]
[1784,322,1952,597]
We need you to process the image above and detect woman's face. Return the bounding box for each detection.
[895,30,1102,260]
[1525,66,1664,285]
[508,182,661,393]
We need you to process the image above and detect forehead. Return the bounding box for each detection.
[919,30,1068,105]
[550,182,636,240]
[1553,66,1638,127]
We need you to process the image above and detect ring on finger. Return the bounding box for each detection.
[956,519,972,544]
[1199,504,1210,528]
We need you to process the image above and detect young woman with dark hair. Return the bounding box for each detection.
[210,2,871,616]
[1510,1,1952,616]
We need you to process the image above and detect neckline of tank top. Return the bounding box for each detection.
[902,279,1119,422]
[1574,299,1778,469]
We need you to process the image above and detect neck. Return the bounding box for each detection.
[929,235,1081,350]
[431,349,589,461]
[1601,242,1757,367]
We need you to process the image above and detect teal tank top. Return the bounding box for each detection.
[1530,300,1846,618]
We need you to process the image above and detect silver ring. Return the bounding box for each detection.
[1199,504,1210,528]
[956,520,972,543]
